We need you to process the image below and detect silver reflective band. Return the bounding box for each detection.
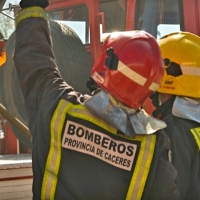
[149,82,159,91]
[117,61,147,86]
[117,61,159,91]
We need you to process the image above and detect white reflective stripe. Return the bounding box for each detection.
[118,61,147,85]
[148,82,159,91]
[181,65,200,76]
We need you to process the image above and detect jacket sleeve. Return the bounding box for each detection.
[14,11,75,125]
[164,115,200,199]
[143,130,180,200]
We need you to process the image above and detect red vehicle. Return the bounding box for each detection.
[0,0,200,199]
[0,0,200,152]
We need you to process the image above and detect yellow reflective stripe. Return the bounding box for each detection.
[190,127,200,150]
[41,100,71,200]
[126,135,156,200]
[15,6,49,26]
[42,99,156,200]
[67,101,155,199]
[68,104,117,134]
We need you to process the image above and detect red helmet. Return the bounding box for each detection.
[91,31,164,109]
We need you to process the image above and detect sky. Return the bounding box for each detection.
[0,0,20,38]
[3,0,20,8]
[1,0,88,43]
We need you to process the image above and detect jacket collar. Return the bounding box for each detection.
[172,96,200,123]
[84,90,166,138]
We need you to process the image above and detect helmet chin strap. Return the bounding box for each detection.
[84,90,166,138]
[172,96,200,123]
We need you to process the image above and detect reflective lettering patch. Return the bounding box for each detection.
[62,121,137,171]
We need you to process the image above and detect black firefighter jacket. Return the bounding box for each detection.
[14,12,180,200]
[153,97,200,200]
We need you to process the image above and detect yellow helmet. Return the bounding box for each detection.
[157,32,200,98]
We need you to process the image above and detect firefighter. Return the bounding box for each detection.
[151,32,200,199]
[14,0,180,199]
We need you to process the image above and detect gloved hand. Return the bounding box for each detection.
[20,0,49,9]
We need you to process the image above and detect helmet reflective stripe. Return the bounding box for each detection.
[118,60,147,86]
[149,82,159,91]
[118,61,159,91]
[181,65,200,76]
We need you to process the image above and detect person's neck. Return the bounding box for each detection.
[152,95,175,118]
